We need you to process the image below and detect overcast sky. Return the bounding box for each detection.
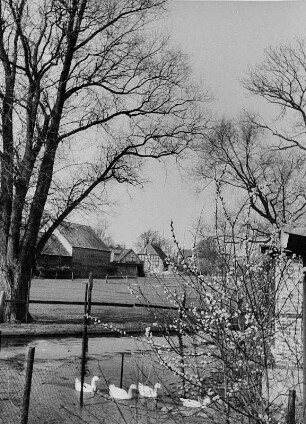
[82,0,306,250]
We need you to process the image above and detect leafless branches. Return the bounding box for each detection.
[0,0,210,321]
[193,115,306,234]
[243,38,306,151]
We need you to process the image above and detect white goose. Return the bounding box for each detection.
[180,396,211,408]
[138,382,161,398]
[75,376,100,393]
[109,383,137,400]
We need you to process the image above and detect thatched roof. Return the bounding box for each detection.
[58,221,110,251]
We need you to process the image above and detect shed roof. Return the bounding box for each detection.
[282,223,306,238]
[115,248,142,263]
[59,221,110,251]
[281,223,306,257]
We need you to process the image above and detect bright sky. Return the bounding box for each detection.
[82,0,306,250]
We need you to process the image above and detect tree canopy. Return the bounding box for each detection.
[135,228,173,254]
[0,0,208,322]
[243,38,306,151]
[194,116,306,235]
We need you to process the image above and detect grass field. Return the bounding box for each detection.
[29,276,182,325]
[2,276,214,424]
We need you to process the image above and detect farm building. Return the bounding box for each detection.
[138,244,168,274]
[275,222,305,367]
[36,233,72,278]
[259,222,305,406]
[36,221,111,278]
[111,247,141,263]
[109,247,144,277]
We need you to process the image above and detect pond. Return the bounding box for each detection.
[0,334,187,424]
[0,334,217,424]
[0,334,152,361]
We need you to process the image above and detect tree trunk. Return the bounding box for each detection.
[0,255,33,323]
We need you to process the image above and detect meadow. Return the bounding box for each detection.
[28,275,181,326]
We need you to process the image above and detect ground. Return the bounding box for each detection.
[1,276,180,336]
[1,276,220,424]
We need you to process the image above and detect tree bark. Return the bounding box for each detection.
[0,254,33,322]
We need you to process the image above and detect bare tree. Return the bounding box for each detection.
[194,116,306,235]
[135,228,174,255]
[243,38,306,152]
[0,0,209,322]
[92,217,115,247]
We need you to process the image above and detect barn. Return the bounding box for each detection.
[37,221,111,278]
[36,234,72,278]
[109,247,144,277]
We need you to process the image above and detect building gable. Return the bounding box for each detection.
[138,244,168,274]
[58,221,110,251]
[116,249,142,263]
[41,234,71,257]
[139,243,167,260]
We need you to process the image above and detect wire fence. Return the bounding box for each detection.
[0,354,83,423]
[1,345,204,424]
[2,343,303,424]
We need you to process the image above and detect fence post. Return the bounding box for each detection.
[87,273,93,317]
[20,347,35,424]
[0,291,6,323]
[120,353,125,388]
[80,283,88,407]
[286,389,296,424]
[84,273,94,357]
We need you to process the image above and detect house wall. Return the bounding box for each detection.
[267,260,303,406]
[273,259,303,368]
[138,253,164,274]
[72,247,111,278]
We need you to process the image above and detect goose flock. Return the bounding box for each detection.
[74,377,213,409]
[109,382,161,399]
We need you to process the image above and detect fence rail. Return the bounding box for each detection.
[4,298,179,310]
